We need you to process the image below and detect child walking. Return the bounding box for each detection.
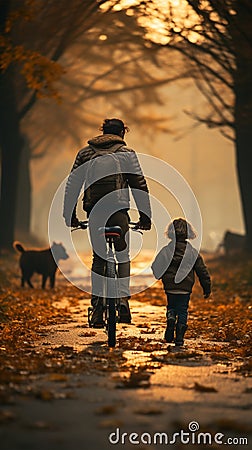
[151,218,211,346]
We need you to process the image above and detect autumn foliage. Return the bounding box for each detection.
[0,3,63,98]
[0,252,251,385]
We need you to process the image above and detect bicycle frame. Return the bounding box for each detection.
[72,220,140,348]
[102,226,122,347]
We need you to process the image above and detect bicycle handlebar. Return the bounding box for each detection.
[71,220,142,234]
[71,220,88,231]
[129,222,143,234]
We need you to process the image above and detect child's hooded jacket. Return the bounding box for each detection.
[152,240,211,295]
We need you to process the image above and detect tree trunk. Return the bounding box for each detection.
[15,138,32,236]
[235,129,252,252]
[0,70,23,251]
[0,0,23,251]
[233,0,252,252]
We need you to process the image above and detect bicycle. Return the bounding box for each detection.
[71,220,142,348]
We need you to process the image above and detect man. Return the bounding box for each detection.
[63,118,151,327]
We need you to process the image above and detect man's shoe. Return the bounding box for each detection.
[88,298,104,328]
[118,297,131,324]
[89,308,104,328]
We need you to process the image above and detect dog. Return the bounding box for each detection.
[13,241,69,288]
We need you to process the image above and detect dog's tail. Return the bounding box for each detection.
[13,241,25,253]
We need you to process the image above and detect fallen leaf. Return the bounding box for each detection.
[98,419,123,428]
[95,405,118,415]
[116,368,151,389]
[134,407,163,415]
[193,382,218,393]
[0,410,16,423]
[35,390,55,401]
[47,373,69,382]
[27,421,57,430]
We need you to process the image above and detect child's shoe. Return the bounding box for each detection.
[164,311,176,342]
[175,323,187,346]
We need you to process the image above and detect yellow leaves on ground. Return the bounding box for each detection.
[136,285,166,306]
[0,289,72,351]
[0,252,251,402]
[136,256,252,362]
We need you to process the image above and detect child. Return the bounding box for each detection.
[151,218,211,346]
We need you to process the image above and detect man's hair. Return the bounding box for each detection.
[100,118,129,136]
[166,218,197,240]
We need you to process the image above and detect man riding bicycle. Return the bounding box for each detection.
[63,118,151,327]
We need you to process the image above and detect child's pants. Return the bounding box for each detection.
[166,293,190,325]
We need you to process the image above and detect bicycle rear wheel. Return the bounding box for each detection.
[106,260,117,348]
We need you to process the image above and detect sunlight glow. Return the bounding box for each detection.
[113,0,137,9]
[99,34,108,41]
[100,0,202,45]
[126,9,134,16]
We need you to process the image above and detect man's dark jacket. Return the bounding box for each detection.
[63,134,151,225]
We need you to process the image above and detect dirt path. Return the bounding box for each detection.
[1,293,251,450]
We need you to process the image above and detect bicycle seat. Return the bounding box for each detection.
[98,226,122,239]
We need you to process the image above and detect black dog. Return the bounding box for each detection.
[14,241,69,288]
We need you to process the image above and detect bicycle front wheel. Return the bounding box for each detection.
[107,298,116,347]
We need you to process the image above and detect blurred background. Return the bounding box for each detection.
[34,80,243,252]
[1,0,249,254]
